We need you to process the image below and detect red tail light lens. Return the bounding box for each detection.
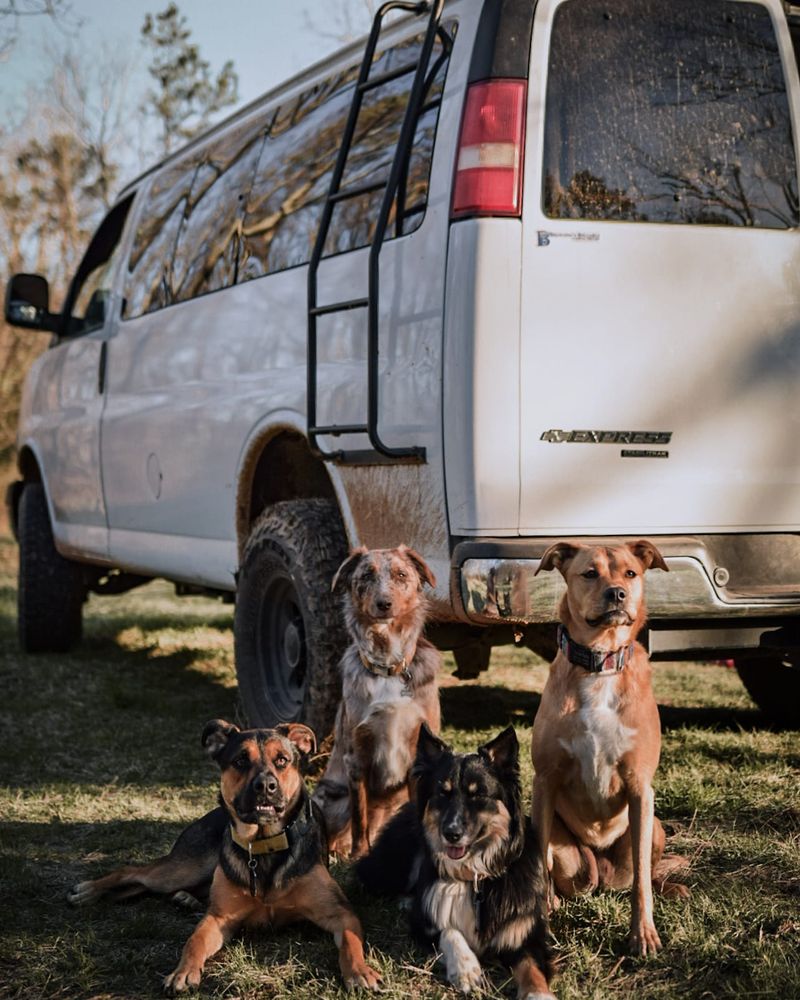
[451,79,527,219]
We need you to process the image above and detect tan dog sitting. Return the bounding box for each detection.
[531,539,688,956]
[313,545,441,858]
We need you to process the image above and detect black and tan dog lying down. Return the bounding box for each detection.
[68,720,381,994]
[357,724,555,1000]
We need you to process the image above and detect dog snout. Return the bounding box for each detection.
[253,771,279,797]
[374,596,393,616]
[443,816,465,844]
[606,586,627,605]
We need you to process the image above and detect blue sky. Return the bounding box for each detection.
[1,1,369,120]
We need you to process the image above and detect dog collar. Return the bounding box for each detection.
[230,826,289,855]
[558,625,632,674]
[358,650,413,691]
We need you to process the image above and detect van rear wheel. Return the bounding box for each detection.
[234,499,348,739]
[17,481,86,652]
[735,655,800,728]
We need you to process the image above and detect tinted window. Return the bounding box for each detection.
[239,27,452,281]
[64,195,134,337]
[543,0,798,228]
[239,73,356,280]
[170,116,268,304]
[123,155,200,318]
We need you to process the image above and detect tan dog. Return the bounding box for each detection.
[313,545,441,858]
[531,540,688,956]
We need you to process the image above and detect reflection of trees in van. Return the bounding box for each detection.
[239,30,449,280]
[543,0,799,229]
[544,171,638,222]
[122,27,451,319]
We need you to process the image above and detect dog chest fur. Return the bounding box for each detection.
[558,674,636,811]
[422,878,480,951]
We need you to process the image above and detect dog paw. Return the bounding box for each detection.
[448,954,483,994]
[170,891,204,912]
[344,961,382,991]
[521,993,558,1000]
[163,966,202,994]
[66,881,97,906]
[629,921,661,956]
[659,880,690,901]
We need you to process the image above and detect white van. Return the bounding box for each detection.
[7,0,800,730]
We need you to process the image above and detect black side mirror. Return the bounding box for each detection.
[4,273,59,332]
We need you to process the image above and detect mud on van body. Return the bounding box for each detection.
[7,0,800,730]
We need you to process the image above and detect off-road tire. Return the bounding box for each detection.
[17,482,86,652]
[736,656,800,728]
[234,499,348,739]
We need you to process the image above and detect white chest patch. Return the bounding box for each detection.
[422,880,480,952]
[559,676,636,808]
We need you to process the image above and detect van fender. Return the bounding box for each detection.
[233,410,358,560]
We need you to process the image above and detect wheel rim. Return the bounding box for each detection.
[255,574,308,721]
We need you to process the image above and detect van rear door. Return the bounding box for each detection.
[519,0,800,536]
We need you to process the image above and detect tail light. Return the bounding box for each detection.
[451,79,527,219]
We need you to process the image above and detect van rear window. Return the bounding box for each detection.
[543,0,799,228]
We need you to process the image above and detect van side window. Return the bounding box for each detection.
[123,155,200,319]
[238,73,356,280]
[239,28,452,281]
[543,0,799,229]
[64,195,134,338]
[170,116,269,304]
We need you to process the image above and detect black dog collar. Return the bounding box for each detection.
[558,624,632,674]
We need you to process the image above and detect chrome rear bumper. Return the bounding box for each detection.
[456,537,800,624]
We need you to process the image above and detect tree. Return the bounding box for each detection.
[0,43,137,459]
[0,0,72,59]
[141,3,238,155]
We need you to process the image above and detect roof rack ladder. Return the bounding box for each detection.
[307,0,444,464]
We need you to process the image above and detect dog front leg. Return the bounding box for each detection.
[291,866,381,990]
[511,954,556,1000]
[628,784,661,955]
[531,776,557,909]
[348,771,370,859]
[163,911,239,994]
[439,928,483,994]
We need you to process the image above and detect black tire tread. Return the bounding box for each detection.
[17,482,85,653]
[234,499,348,738]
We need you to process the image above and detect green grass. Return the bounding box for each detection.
[0,532,798,999]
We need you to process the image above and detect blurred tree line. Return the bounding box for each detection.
[0,2,238,461]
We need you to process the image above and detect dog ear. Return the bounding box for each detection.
[201,719,240,761]
[331,547,368,593]
[535,541,581,576]
[626,539,669,572]
[414,722,449,770]
[275,722,317,757]
[399,545,437,589]
[478,726,519,772]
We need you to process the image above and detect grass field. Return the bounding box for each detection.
[1,529,799,1000]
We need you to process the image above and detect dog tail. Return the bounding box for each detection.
[355,802,422,896]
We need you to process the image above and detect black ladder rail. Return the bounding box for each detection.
[306,0,443,464]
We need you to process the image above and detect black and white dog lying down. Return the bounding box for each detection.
[357,725,555,999]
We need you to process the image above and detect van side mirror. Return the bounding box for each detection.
[4,273,59,332]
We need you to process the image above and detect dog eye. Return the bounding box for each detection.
[582,568,599,579]
[396,570,407,581]
[233,756,250,771]
[625,569,637,578]
[274,755,289,769]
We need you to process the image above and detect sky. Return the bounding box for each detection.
[1,0,369,125]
